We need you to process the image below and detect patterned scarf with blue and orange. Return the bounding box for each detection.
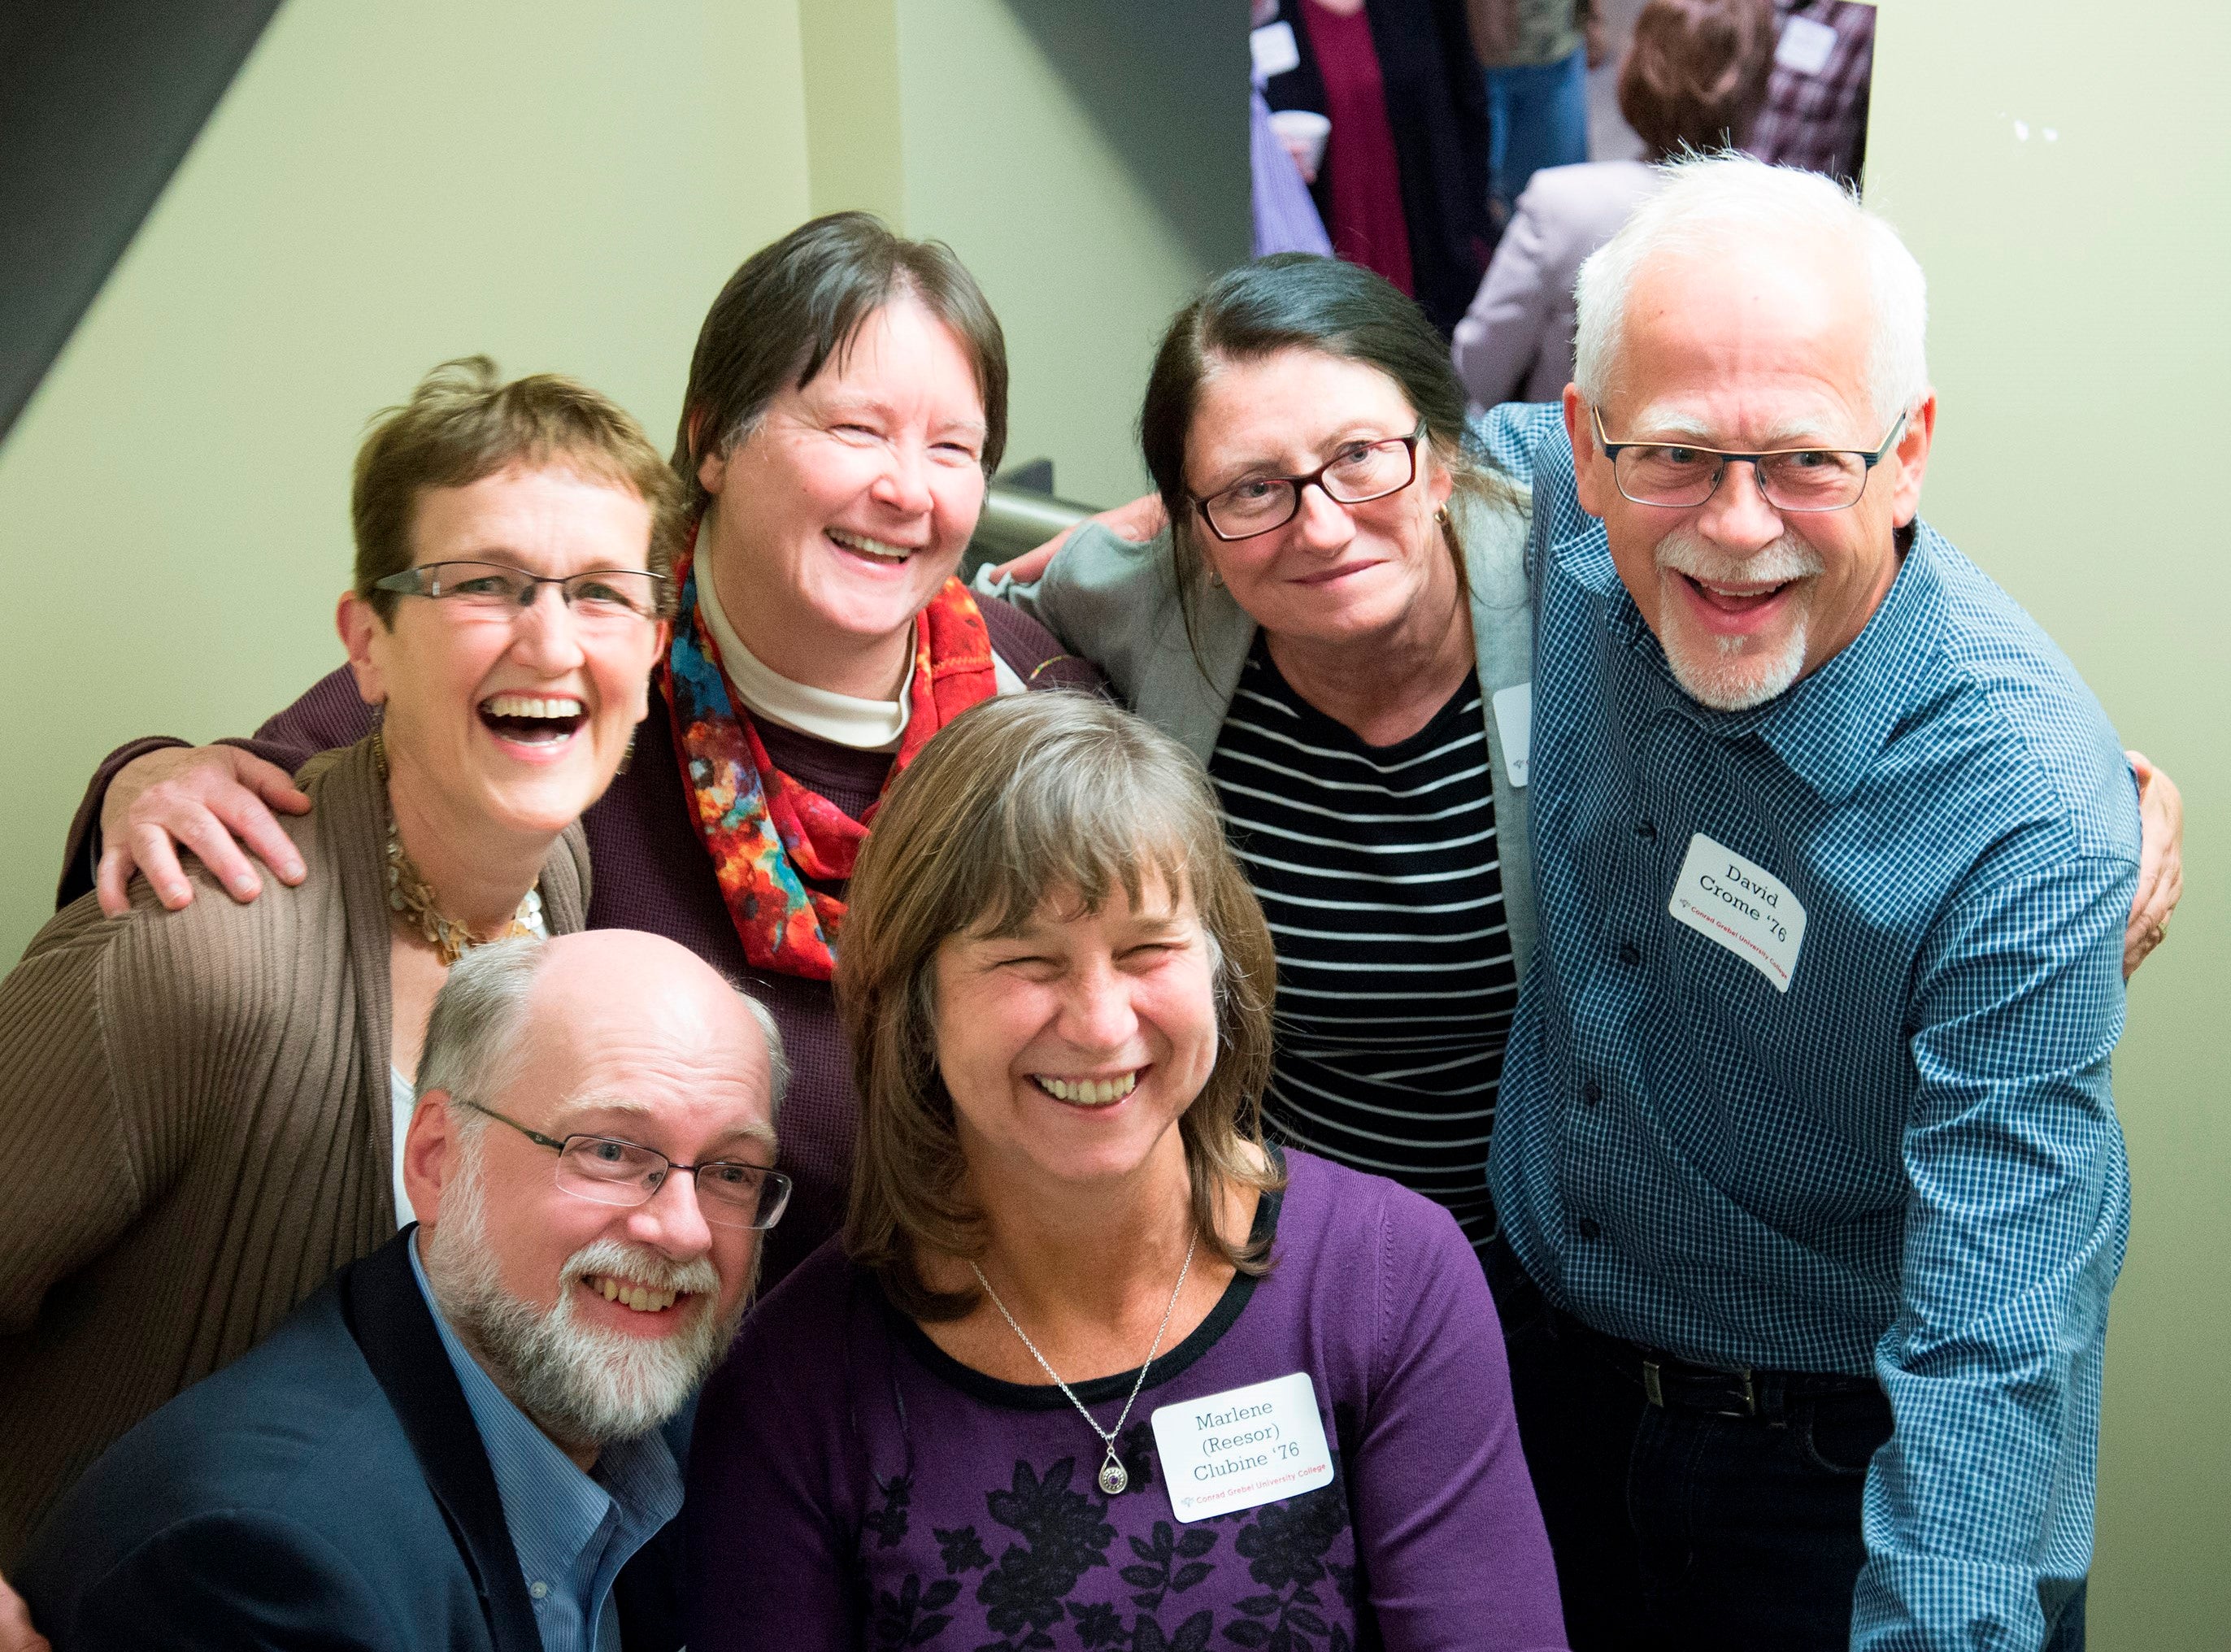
[661,523,998,980]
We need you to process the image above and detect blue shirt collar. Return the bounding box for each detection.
[407,1232,683,1645]
[1559,514,1943,805]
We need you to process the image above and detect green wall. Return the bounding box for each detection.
[0,0,1242,960]
[801,0,1250,506]
[1868,5,2230,1645]
[0,0,813,955]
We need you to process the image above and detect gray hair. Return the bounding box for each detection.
[416,934,791,1125]
[1572,151,1929,429]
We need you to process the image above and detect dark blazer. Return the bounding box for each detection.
[17,1233,684,1652]
[1263,0,1495,334]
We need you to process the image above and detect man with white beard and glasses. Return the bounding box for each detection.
[15,929,785,1652]
[1472,155,2137,1651]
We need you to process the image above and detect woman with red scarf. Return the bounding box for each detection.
[62,215,1097,1289]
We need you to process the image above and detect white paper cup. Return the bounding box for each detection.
[1268,109,1332,183]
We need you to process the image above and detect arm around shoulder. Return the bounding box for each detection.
[1855,850,2134,1648]
[978,520,1186,707]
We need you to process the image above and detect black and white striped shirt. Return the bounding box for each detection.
[1210,638,1519,1254]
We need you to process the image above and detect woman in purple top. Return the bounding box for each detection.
[685,693,1567,1652]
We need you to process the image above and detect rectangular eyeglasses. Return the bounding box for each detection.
[373,561,674,622]
[452,1096,789,1229]
[1590,405,1908,512]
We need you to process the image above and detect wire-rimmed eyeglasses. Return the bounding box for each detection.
[1590,406,1908,513]
[1191,420,1427,541]
[373,561,675,622]
[453,1096,789,1230]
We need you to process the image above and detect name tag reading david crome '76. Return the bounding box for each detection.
[1150,1372,1333,1524]
[1668,833,1807,993]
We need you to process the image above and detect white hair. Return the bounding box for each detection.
[1572,151,1929,429]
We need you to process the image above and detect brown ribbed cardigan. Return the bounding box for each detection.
[0,736,589,1564]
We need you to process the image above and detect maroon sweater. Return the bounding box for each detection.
[61,599,1100,1290]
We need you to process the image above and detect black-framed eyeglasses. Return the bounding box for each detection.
[1590,406,1909,513]
[453,1097,789,1230]
[373,561,675,622]
[1191,420,1428,541]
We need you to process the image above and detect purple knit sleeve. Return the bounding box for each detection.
[1350,1193,1571,1650]
[55,667,375,910]
[684,1254,863,1652]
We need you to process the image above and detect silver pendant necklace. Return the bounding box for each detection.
[970,1230,1198,1497]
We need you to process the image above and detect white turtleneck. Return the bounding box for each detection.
[696,535,1023,752]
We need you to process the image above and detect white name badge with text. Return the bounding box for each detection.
[1150,1372,1333,1524]
[1250,20,1302,80]
[1774,13,1838,75]
[1491,681,1532,788]
[1668,833,1807,993]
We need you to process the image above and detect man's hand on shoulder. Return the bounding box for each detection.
[2124,750,2185,979]
[0,1571,50,1652]
[97,746,312,918]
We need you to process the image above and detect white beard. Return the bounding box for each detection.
[423,1149,743,1450]
[1652,527,1824,711]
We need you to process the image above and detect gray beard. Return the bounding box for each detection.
[422,1148,745,1451]
[1652,527,1821,711]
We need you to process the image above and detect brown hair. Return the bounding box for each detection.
[1617,0,1779,162]
[672,211,1009,521]
[1138,254,1516,667]
[351,355,685,624]
[837,693,1283,1322]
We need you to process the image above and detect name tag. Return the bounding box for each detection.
[1775,13,1838,75]
[1668,833,1806,993]
[1250,20,1302,80]
[1150,1372,1333,1523]
[1491,681,1532,788]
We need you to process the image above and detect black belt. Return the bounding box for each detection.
[1554,1302,1879,1420]
[1490,1241,1879,1422]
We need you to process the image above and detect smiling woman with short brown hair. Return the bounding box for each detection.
[683,692,1568,1651]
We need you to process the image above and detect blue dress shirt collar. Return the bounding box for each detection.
[407,1233,682,1652]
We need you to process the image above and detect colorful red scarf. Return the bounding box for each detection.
[662,524,998,980]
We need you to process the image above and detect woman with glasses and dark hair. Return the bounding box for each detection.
[985,253,1537,1263]
[54,213,1098,1298]
[685,692,1567,1650]
[0,358,675,1563]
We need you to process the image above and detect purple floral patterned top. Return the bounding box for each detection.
[685,1150,1568,1651]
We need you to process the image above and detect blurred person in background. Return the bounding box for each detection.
[1251,0,1337,256]
[1468,0,1605,219]
[1748,0,1875,188]
[1259,0,1497,333]
[1455,0,1779,407]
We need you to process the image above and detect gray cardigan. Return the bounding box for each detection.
[978,485,1539,976]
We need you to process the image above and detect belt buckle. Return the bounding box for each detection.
[1734,1367,1757,1417]
[1642,1360,1664,1407]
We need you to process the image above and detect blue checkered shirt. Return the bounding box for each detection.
[409,1238,682,1652]
[1472,403,2137,1650]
